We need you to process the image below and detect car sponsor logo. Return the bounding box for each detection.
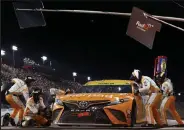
[126,110,132,118]
[71,109,90,112]
[78,101,89,109]
[136,21,154,32]
[78,112,91,118]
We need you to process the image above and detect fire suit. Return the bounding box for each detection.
[139,76,163,126]
[137,83,149,122]
[23,97,49,126]
[133,82,148,122]
[5,78,29,123]
[160,78,183,125]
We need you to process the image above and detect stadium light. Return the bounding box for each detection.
[73,72,77,77]
[1,50,5,56]
[41,56,47,64]
[1,50,5,63]
[73,72,77,82]
[178,93,181,96]
[12,45,18,51]
[87,76,91,81]
[12,45,18,67]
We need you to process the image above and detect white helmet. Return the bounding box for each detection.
[130,69,142,82]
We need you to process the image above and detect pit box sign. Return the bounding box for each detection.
[126,7,162,49]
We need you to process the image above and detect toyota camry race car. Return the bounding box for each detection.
[52,80,146,127]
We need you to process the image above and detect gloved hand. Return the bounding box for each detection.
[162,93,169,99]
[5,90,10,95]
[43,107,52,119]
[134,89,140,95]
[161,90,164,94]
[38,108,45,116]
[51,95,56,103]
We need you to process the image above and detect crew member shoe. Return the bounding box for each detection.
[162,124,168,127]
[10,117,16,126]
[176,124,184,127]
[17,121,22,127]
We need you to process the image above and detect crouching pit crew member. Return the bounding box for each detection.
[22,88,51,127]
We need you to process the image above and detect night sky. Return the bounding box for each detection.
[1,1,184,91]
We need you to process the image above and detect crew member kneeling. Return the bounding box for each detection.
[22,88,51,127]
[130,69,163,127]
[156,73,184,126]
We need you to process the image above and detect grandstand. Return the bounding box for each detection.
[1,63,82,106]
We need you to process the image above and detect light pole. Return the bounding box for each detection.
[87,76,91,81]
[50,61,52,67]
[1,50,5,63]
[12,45,18,67]
[73,72,77,82]
[41,56,47,65]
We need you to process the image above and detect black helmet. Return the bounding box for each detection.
[31,88,43,103]
[155,72,166,84]
[25,76,35,85]
[130,69,142,83]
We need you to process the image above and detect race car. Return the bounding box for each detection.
[52,80,146,127]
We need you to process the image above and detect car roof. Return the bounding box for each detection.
[84,80,133,86]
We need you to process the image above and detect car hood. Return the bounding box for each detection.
[57,93,134,102]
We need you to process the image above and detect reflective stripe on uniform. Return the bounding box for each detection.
[146,93,157,124]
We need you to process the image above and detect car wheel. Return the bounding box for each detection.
[2,113,10,126]
[130,102,136,127]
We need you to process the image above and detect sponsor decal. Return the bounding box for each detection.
[136,21,154,32]
[71,109,91,112]
[78,112,90,118]
[126,7,162,49]
[126,110,132,118]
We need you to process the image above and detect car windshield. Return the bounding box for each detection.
[75,85,132,93]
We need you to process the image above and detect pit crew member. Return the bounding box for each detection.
[156,73,184,126]
[130,69,163,127]
[5,76,35,126]
[22,88,51,127]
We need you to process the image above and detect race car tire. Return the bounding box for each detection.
[2,113,10,126]
[130,101,137,127]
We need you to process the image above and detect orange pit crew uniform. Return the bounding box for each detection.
[23,97,48,126]
[5,78,29,123]
[160,78,183,125]
[139,76,163,126]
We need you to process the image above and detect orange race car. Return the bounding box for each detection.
[52,80,146,127]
